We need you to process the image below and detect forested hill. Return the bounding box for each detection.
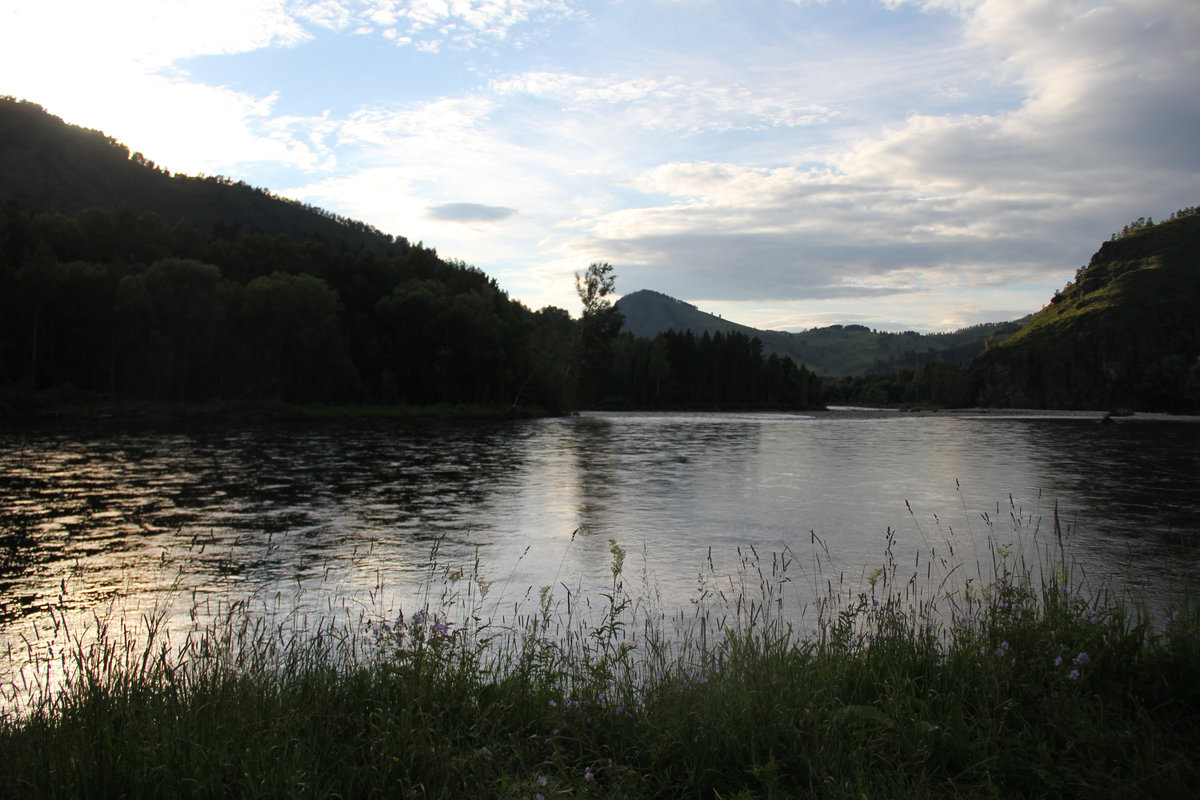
[0,97,400,252]
[0,96,822,415]
[0,97,584,414]
[972,210,1200,411]
[617,288,1023,377]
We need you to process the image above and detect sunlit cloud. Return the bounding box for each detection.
[291,0,580,48]
[491,72,836,134]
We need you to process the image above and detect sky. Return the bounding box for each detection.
[2,0,1198,332]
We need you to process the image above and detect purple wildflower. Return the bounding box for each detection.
[1069,669,1080,680]
[584,766,595,783]
[1073,652,1089,665]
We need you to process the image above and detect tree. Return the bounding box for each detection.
[576,261,618,319]
[115,257,230,400]
[241,271,357,401]
[572,262,624,407]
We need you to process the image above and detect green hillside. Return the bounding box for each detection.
[973,210,1200,410]
[617,289,1022,377]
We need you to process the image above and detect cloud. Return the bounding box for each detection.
[293,0,580,49]
[0,0,322,175]
[554,0,1200,328]
[492,72,836,135]
[426,202,518,222]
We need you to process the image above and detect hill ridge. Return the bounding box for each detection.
[0,96,403,253]
[616,288,1024,378]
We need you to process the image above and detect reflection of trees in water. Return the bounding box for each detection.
[0,423,532,621]
[568,415,764,544]
[1023,421,1200,543]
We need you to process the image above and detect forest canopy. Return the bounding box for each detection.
[0,203,822,414]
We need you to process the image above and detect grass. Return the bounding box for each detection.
[2,521,1199,799]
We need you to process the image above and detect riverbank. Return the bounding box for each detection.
[2,541,1197,799]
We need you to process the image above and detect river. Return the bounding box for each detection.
[2,409,1199,708]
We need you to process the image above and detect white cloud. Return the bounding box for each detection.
[293,0,579,49]
[0,0,319,175]
[492,72,835,135]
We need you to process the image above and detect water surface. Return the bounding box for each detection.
[3,410,1199,705]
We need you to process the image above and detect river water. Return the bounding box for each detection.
[2,409,1199,706]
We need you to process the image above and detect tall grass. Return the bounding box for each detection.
[2,515,1198,799]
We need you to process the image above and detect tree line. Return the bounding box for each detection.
[0,205,823,414]
[0,202,563,411]
[14,196,1188,416]
[601,329,823,410]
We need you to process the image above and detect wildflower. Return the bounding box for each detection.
[412,610,424,625]
[538,775,548,787]
[1069,669,1080,680]
[1073,652,1089,665]
[996,640,1010,657]
[432,620,449,635]
[548,700,557,708]
[1054,656,1063,667]
[584,766,595,783]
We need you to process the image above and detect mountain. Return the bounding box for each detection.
[616,289,1023,377]
[617,290,768,343]
[972,210,1200,411]
[0,97,402,252]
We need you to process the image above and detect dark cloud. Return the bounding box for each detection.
[426,202,518,222]
[592,227,1073,303]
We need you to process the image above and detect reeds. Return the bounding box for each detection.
[2,512,1198,799]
